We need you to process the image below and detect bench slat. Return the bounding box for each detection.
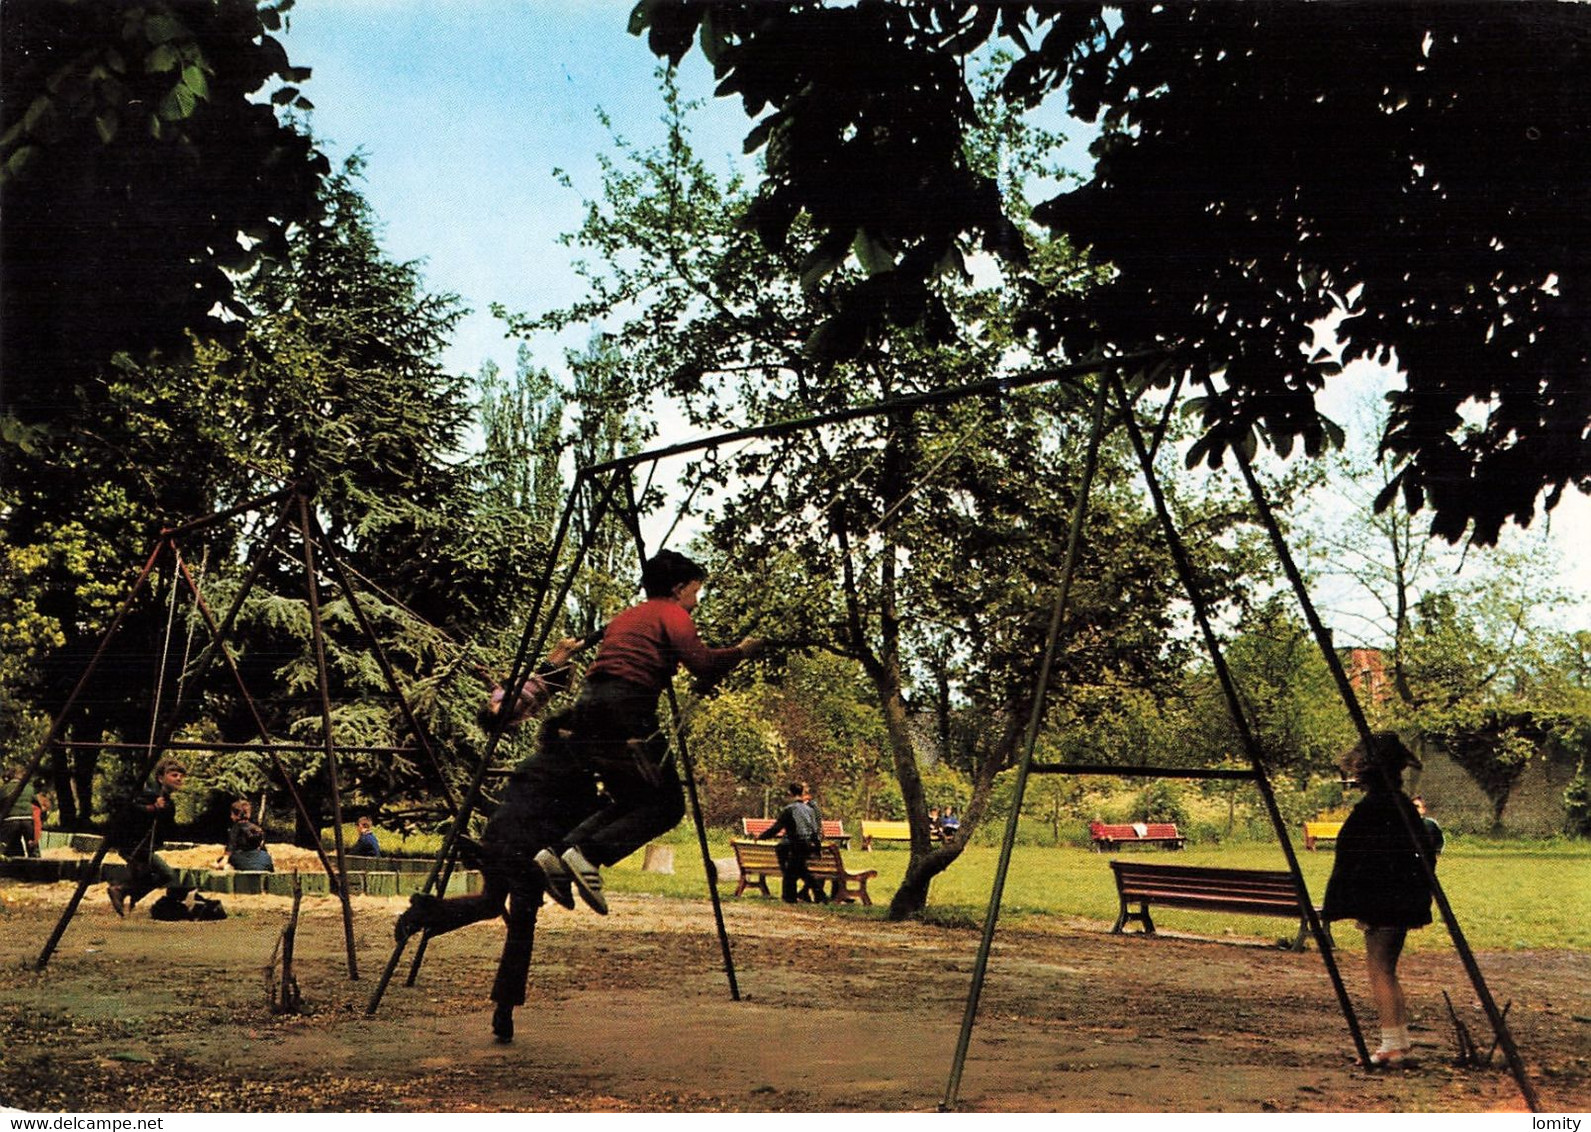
[1109,861,1330,951]
[728,840,877,905]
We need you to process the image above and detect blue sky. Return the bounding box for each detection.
[279,2,777,379]
[275,3,1588,623]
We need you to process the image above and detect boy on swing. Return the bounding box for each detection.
[389,630,602,1037]
[534,550,762,914]
[106,757,189,917]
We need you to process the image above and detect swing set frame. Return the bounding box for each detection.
[359,352,1536,1111]
[6,482,465,981]
[6,352,1538,1111]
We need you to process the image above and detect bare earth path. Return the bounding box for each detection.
[1,881,1586,1112]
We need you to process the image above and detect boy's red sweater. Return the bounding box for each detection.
[584,598,741,692]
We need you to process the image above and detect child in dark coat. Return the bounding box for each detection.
[1323,732,1436,1066]
[394,710,600,1044]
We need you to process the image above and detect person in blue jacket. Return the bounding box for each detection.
[227,822,274,872]
[351,815,381,857]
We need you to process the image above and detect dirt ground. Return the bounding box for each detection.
[1,876,1586,1114]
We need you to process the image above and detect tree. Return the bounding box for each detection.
[632,1,1591,547]
[1186,597,1357,782]
[1300,396,1586,826]
[510,75,1271,917]
[2,159,552,836]
[1,0,327,428]
[478,346,565,533]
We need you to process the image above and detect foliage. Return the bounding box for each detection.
[1187,597,1357,780]
[1,0,328,428]
[1297,402,1591,825]
[508,71,1287,918]
[632,1,1591,547]
[1,158,560,838]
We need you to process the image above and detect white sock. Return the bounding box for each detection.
[1378,1025,1410,1052]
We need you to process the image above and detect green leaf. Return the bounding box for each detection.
[143,12,185,45]
[853,229,895,275]
[146,43,180,73]
[158,84,196,121]
[182,65,210,101]
[628,0,659,36]
[23,95,52,133]
[95,113,119,144]
[271,86,299,106]
[4,145,35,181]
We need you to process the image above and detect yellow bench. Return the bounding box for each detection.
[859,819,914,850]
[1303,820,1344,850]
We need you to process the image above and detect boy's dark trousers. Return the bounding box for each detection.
[424,850,541,1007]
[556,677,686,867]
[418,731,600,1008]
[1,817,34,857]
[775,842,821,903]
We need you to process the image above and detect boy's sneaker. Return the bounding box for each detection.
[532,849,577,910]
[559,846,608,915]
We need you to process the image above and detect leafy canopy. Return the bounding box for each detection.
[631,0,1591,547]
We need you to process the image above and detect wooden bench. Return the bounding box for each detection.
[728,840,878,905]
[1089,821,1186,851]
[740,817,851,849]
[1110,860,1330,951]
[1302,820,1344,850]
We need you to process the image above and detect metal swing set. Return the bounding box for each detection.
[6,353,1538,1111]
[7,483,470,982]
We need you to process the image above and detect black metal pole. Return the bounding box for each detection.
[586,353,1164,475]
[297,493,359,981]
[620,472,740,1002]
[943,375,1111,1110]
[1110,373,1369,1065]
[3,538,167,824]
[309,510,460,818]
[368,467,619,1013]
[173,544,352,897]
[38,494,302,969]
[1223,418,1539,1110]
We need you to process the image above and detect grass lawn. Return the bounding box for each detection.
[601,834,1591,952]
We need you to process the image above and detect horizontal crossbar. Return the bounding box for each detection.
[1033,762,1257,780]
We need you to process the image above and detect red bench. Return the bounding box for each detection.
[741,817,850,849]
[1089,821,1186,851]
